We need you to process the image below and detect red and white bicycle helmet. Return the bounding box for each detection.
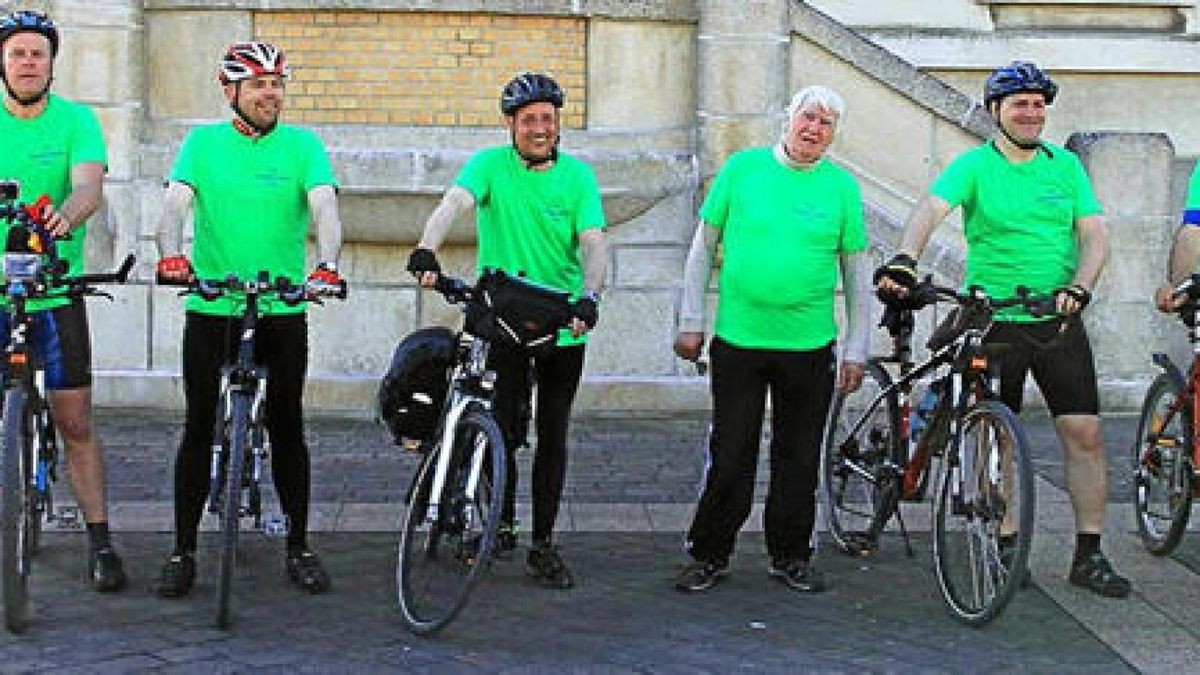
[217,41,289,85]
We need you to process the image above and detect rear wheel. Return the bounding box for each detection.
[398,408,505,635]
[215,394,250,630]
[822,361,900,555]
[1,389,33,633]
[933,400,1034,626]
[1133,373,1193,555]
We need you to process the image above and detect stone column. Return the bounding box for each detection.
[696,0,790,180]
[1066,131,1179,410]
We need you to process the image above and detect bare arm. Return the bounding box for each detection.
[307,184,342,264]
[417,185,476,251]
[578,228,607,294]
[898,194,953,259]
[678,221,720,334]
[1071,214,1109,290]
[155,181,196,256]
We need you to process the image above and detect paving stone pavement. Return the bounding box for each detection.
[0,408,1195,671]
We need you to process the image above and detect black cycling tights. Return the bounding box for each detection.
[489,343,585,544]
[173,312,311,553]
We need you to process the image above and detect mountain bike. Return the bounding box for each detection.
[165,271,346,629]
[1133,274,1200,555]
[396,268,573,635]
[0,191,134,633]
[822,280,1053,626]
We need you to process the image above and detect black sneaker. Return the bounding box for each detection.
[286,549,331,594]
[675,559,728,592]
[89,546,127,592]
[768,558,826,593]
[1069,551,1131,598]
[153,553,195,598]
[526,542,573,589]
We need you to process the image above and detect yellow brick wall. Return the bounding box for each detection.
[254,11,587,128]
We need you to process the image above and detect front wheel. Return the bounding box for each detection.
[1133,372,1193,555]
[397,408,506,635]
[215,394,250,630]
[1,389,33,633]
[933,400,1034,627]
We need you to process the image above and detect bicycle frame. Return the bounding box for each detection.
[1143,313,1200,499]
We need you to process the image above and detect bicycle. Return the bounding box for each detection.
[822,279,1054,626]
[1133,274,1200,555]
[0,188,133,633]
[163,271,346,629]
[393,268,573,635]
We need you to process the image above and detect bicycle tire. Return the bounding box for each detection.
[397,407,506,635]
[933,400,1034,626]
[1133,372,1193,556]
[1,389,32,633]
[26,403,50,558]
[215,393,250,630]
[822,361,900,555]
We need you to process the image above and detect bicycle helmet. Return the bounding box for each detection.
[0,10,58,57]
[378,327,456,448]
[499,72,564,115]
[984,61,1057,107]
[218,41,289,85]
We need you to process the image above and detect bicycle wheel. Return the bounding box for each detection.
[933,400,1034,626]
[1,389,32,633]
[215,394,250,630]
[26,403,51,558]
[397,407,505,635]
[822,361,900,555]
[1133,372,1193,555]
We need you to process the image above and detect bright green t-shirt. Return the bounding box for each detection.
[169,123,337,316]
[1182,161,1200,227]
[700,148,867,350]
[454,145,606,345]
[931,141,1102,322]
[0,94,106,309]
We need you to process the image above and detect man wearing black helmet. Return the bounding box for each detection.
[406,72,607,589]
[876,61,1130,598]
[0,9,126,591]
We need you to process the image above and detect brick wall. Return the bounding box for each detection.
[255,11,587,127]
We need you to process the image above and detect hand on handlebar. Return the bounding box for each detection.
[156,255,194,285]
[568,295,599,337]
[873,253,918,298]
[406,247,440,289]
[1053,284,1091,315]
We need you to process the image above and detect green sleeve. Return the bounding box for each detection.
[168,130,200,186]
[1068,152,1103,218]
[840,174,868,253]
[71,105,107,168]
[454,148,494,205]
[301,130,337,191]
[573,164,606,233]
[698,153,741,230]
[930,151,976,208]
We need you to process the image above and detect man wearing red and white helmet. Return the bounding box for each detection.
[153,40,344,598]
[0,9,127,592]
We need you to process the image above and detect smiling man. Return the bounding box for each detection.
[875,61,1129,598]
[0,9,126,592]
[673,85,869,594]
[406,72,607,590]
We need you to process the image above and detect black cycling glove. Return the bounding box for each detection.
[1057,284,1092,311]
[872,253,918,290]
[572,294,599,329]
[406,247,441,275]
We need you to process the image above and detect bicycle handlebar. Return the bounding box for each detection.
[160,271,348,306]
[892,277,1059,318]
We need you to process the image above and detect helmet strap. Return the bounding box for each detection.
[510,130,559,168]
[990,106,1044,153]
[229,84,277,139]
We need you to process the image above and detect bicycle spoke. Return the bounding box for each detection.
[1133,373,1193,555]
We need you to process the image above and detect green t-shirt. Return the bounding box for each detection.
[0,94,106,309]
[1181,161,1200,229]
[931,141,1102,322]
[700,148,867,350]
[169,123,337,316]
[454,145,606,345]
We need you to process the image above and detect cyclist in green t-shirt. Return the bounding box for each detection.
[0,9,126,592]
[151,41,345,598]
[876,61,1131,598]
[1154,161,1200,311]
[407,73,607,589]
[673,85,871,594]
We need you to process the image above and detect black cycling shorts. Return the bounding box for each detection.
[0,299,92,390]
[985,316,1098,417]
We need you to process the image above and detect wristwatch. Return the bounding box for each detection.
[582,289,601,303]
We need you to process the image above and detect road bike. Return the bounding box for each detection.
[166,271,345,629]
[823,280,1054,625]
[0,188,133,632]
[1133,274,1200,555]
[395,268,573,635]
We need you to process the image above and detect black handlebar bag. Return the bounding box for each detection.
[466,268,574,353]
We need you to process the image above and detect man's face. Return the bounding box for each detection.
[225,74,285,129]
[2,32,52,100]
[506,101,559,161]
[995,92,1047,146]
[783,104,837,164]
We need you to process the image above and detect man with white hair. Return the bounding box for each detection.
[673,85,870,593]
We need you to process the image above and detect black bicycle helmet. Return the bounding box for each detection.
[378,327,456,448]
[984,61,1057,107]
[499,72,564,115]
[0,10,58,56]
